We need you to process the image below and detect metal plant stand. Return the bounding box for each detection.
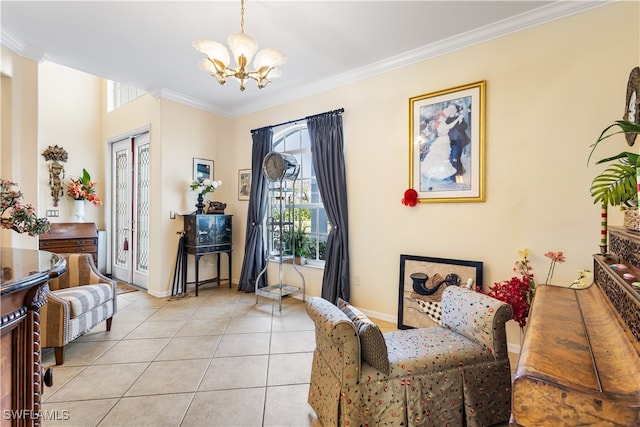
[255,151,305,311]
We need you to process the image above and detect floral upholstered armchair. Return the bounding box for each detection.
[305,285,513,427]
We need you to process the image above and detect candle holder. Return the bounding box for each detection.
[195,193,206,215]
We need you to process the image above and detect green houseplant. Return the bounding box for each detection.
[283,226,313,263]
[588,120,640,208]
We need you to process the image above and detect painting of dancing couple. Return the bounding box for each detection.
[410,81,485,202]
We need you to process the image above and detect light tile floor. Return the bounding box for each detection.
[41,284,518,426]
[41,284,322,427]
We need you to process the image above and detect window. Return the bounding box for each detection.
[267,124,329,267]
[106,80,145,112]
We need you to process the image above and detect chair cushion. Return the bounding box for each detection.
[337,298,390,375]
[52,284,113,318]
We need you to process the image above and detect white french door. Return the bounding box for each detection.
[110,133,150,289]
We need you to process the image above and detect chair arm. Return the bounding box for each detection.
[441,286,513,359]
[75,254,118,314]
[40,290,71,348]
[306,297,361,386]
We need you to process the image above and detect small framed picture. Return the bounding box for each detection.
[238,169,251,201]
[398,254,483,329]
[193,158,214,181]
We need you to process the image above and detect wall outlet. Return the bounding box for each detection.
[354,275,361,286]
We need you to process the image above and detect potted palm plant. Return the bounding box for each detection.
[588,120,640,231]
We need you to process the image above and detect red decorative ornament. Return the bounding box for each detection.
[402,188,418,207]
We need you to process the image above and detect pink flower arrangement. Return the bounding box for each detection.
[1,179,50,236]
[67,169,103,206]
[544,251,566,284]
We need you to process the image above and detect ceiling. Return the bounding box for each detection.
[1,1,605,118]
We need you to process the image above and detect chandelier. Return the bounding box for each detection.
[193,0,286,91]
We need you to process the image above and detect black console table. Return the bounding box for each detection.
[183,214,232,296]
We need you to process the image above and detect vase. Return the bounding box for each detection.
[195,193,205,215]
[74,200,86,222]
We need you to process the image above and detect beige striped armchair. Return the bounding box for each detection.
[41,253,117,365]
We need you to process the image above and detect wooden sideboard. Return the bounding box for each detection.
[1,248,66,426]
[38,223,98,263]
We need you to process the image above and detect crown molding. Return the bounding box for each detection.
[222,0,609,118]
[1,0,610,119]
[1,28,47,62]
[147,86,229,117]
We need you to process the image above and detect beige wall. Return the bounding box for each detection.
[229,2,640,343]
[3,2,638,347]
[38,61,105,227]
[154,99,231,296]
[1,48,40,249]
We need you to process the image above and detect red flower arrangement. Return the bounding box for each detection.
[477,249,566,328]
[402,188,418,207]
[481,276,531,328]
[67,169,103,206]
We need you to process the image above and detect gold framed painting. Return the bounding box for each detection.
[409,80,485,203]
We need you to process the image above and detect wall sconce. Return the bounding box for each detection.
[41,145,68,207]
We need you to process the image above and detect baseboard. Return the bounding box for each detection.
[508,342,521,355]
[148,288,171,298]
[361,308,397,324]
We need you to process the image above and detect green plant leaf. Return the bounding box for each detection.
[81,168,91,184]
[588,120,640,165]
[590,163,637,206]
[595,151,638,165]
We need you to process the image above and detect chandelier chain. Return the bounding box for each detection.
[240,0,245,33]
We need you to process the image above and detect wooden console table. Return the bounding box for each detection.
[39,222,98,263]
[1,248,66,426]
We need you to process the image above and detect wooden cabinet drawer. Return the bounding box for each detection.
[42,244,97,254]
[39,223,99,263]
[40,239,97,249]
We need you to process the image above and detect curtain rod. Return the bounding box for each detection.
[251,107,344,134]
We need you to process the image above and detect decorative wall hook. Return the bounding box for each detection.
[42,145,68,207]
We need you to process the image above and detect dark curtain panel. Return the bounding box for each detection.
[307,111,350,303]
[237,128,272,292]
